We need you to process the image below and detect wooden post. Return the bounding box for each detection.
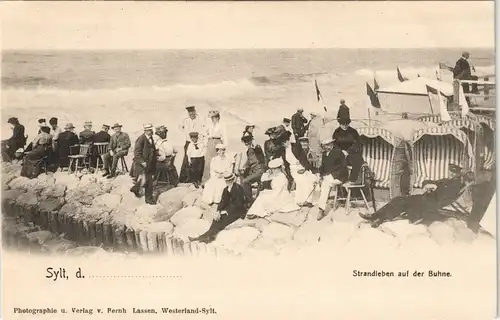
[484,77,490,100]
[452,80,460,112]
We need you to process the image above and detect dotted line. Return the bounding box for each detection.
[87,275,182,279]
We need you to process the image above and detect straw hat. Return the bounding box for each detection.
[84,121,93,126]
[224,172,236,181]
[64,123,75,130]
[111,123,123,129]
[143,123,154,131]
[321,138,334,145]
[215,143,226,150]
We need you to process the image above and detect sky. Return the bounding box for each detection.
[1,2,495,50]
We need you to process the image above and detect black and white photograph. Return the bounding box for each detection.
[1,2,496,319]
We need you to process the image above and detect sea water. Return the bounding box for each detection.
[2,48,494,157]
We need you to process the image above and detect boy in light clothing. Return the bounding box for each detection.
[186,132,206,188]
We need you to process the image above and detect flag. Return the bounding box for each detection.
[314,80,323,102]
[366,83,381,109]
[426,85,451,121]
[397,67,408,82]
[374,77,380,91]
[436,69,441,80]
[458,84,470,118]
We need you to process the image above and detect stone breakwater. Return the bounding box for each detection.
[1,162,495,257]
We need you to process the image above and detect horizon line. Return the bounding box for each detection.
[2,47,495,51]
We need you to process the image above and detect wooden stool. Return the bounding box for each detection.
[68,144,91,175]
[94,142,110,174]
[119,157,128,173]
[342,183,370,215]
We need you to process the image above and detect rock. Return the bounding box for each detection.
[81,206,110,222]
[26,230,55,244]
[181,189,203,207]
[16,191,39,208]
[93,194,122,211]
[454,226,476,244]
[66,246,107,256]
[269,210,307,228]
[65,184,106,205]
[8,176,36,191]
[141,221,175,235]
[403,233,440,252]
[36,173,56,185]
[59,202,85,219]
[248,237,282,255]
[110,175,135,190]
[225,217,270,232]
[40,183,67,200]
[2,189,26,215]
[428,221,455,245]
[129,204,164,226]
[211,227,260,253]
[158,186,191,209]
[54,172,80,189]
[78,175,98,188]
[172,219,210,241]
[41,237,77,253]
[260,223,295,244]
[170,206,203,226]
[39,197,65,214]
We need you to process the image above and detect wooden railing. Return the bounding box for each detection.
[452,78,496,113]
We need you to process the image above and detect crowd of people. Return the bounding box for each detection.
[1,96,483,243]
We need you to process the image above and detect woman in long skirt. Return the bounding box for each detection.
[202,110,227,184]
[21,126,53,178]
[246,158,299,219]
[201,144,235,205]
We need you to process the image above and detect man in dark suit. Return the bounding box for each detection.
[94,124,111,143]
[239,134,266,204]
[189,173,247,243]
[359,163,473,227]
[291,108,308,141]
[2,117,26,162]
[55,123,79,169]
[130,124,157,205]
[102,123,131,178]
[79,121,95,145]
[453,51,479,95]
[317,138,349,220]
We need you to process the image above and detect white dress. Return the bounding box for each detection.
[286,146,317,204]
[247,172,300,218]
[202,155,235,204]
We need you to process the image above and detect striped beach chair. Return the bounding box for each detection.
[357,127,408,198]
[472,114,495,171]
[441,118,482,173]
[416,112,461,125]
[410,127,474,189]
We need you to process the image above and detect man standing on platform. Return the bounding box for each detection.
[130,124,157,204]
[102,123,131,179]
[179,106,206,183]
[453,51,479,95]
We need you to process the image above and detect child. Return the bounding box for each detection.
[186,132,206,188]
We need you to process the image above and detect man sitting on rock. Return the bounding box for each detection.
[239,134,266,206]
[359,163,474,228]
[189,173,247,243]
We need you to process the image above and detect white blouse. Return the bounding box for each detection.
[205,121,227,145]
[210,155,235,178]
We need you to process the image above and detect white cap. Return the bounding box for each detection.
[215,143,226,150]
[321,138,334,145]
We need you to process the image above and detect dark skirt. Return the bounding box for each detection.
[21,145,51,178]
[155,159,179,187]
[179,141,191,183]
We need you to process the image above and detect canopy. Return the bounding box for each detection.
[376,77,454,96]
[441,118,480,132]
[357,126,403,147]
[381,119,430,141]
[411,126,475,188]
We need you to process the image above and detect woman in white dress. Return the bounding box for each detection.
[202,144,235,205]
[246,158,300,219]
[283,138,318,207]
[202,110,228,184]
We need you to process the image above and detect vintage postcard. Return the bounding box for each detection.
[1,2,496,319]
